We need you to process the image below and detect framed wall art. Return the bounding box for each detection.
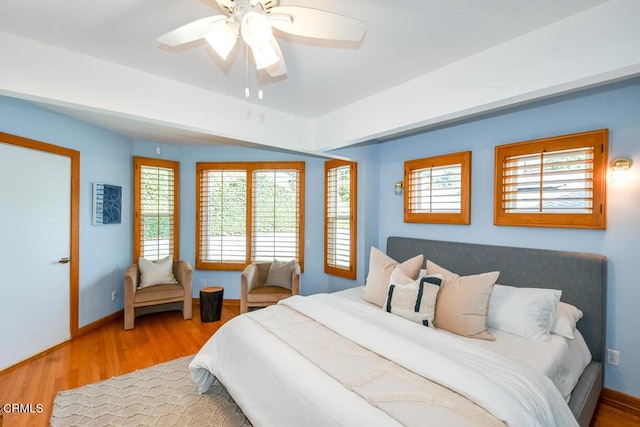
[93,183,122,225]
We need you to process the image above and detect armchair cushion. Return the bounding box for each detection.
[138,256,178,288]
[265,259,295,289]
[133,284,185,304]
[247,286,292,304]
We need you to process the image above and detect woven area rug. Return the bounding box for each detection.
[51,355,251,426]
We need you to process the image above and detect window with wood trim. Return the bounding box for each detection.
[494,129,608,229]
[324,160,357,279]
[404,151,471,224]
[133,157,180,261]
[196,162,305,271]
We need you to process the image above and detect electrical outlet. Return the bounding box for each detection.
[607,349,620,366]
[305,240,311,248]
[200,279,207,289]
[111,290,117,301]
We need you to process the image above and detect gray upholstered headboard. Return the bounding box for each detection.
[387,236,607,362]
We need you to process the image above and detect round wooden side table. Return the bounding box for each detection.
[200,286,224,322]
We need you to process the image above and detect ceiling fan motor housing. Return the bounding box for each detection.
[219,0,273,23]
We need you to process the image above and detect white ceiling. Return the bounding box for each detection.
[1,0,638,151]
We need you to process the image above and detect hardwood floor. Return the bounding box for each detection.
[0,302,238,427]
[0,301,638,427]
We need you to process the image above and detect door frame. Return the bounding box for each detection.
[0,131,80,337]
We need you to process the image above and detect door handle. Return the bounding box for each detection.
[58,257,70,264]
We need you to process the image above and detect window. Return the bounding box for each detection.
[196,162,305,270]
[404,151,471,224]
[494,129,608,229]
[133,157,180,261]
[325,160,357,279]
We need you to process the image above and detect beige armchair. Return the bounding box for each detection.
[124,260,193,330]
[241,261,301,313]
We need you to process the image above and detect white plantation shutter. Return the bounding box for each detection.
[408,163,462,214]
[134,158,179,261]
[325,160,356,279]
[494,129,607,229]
[252,169,300,262]
[404,151,471,224]
[198,169,247,265]
[502,147,594,214]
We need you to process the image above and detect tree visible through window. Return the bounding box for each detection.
[196,162,305,270]
[325,160,357,279]
[133,157,180,261]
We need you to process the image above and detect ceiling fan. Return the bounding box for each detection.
[157,0,366,78]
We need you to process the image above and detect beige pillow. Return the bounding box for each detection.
[138,256,178,288]
[363,247,423,307]
[265,259,295,289]
[427,260,499,341]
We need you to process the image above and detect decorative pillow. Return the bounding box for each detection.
[363,247,423,307]
[487,284,561,342]
[427,260,499,341]
[384,266,442,327]
[138,256,178,288]
[265,259,295,289]
[551,301,583,339]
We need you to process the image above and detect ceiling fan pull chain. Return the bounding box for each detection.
[258,70,264,100]
[245,44,250,98]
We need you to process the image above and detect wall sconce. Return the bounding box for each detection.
[610,158,632,183]
[394,181,404,195]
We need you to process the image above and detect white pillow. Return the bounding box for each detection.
[551,301,583,339]
[138,256,178,288]
[487,284,561,342]
[383,266,442,327]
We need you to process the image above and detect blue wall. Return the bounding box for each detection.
[0,97,133,328]
[2,76,639,397]
[360,78,640,397]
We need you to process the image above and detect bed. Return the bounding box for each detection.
[190,236,606,427]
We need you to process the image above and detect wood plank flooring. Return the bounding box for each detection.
[0,301,638,427]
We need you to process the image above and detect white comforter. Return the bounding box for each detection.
[190,293,578,427]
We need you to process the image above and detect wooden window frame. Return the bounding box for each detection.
[133,157,180,262]
[493,129,608,229]
[196,161,305,271]
[404,151,471,225]
[324,160,357,279]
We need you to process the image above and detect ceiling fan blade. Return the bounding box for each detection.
[157,15,227,47]
[265,37,287,77]
[268,6,365,41]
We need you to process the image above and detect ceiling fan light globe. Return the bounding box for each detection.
[241,11,272,48]
[251,43,280,70]
[204,22,238,60]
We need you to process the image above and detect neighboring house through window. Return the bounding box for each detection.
[494,129,608,229]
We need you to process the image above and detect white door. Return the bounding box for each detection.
[0,142,71,370]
